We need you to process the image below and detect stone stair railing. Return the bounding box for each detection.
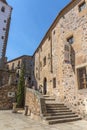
[25,88,47,119]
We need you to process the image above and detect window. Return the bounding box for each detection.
[77,67,87,89]
[48,53,51,59]
[79,1,86,12]
[18,61,20,67]
[28,77,31,81]
[4,20,6,23]
[64,44,70,63]
[48,36,51,41]
[3,28,6,31]
[7,65,9,69]
[64,45,69,51]
[1,7,5,12]
[40,62,42,71]
[53,30,55,35]
[67,36,74,44]
[53,78,56,88]
[1,36,4,39]
[12,63,14,70]
[43,56,46,66]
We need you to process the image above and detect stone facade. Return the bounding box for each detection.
[7,55,33,87]
[5,0,87,117]
[0,0,12,68]
[31,0,87,117]
[0,84,17,109]
[0,69,9,86]
[0,0,12,87]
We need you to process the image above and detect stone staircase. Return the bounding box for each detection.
[42,95,81,124]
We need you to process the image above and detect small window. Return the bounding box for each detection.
[64,44,70,63]
[12,63,14,70]
[28,77,31,81]
[48,53,50,59]
[64,45,69,51]
[3,28,6,31]
[43,56,46,66]
[48,36,51,41]
[67,36,74,44]
[53,30,55,35]
[4,20,6,23]
[53,78,56,88]
[79,1,86,12]
[1,7,5,12]
[40,62,42,71]
[18,61,20,67]
[77,67,87,89]
[1,36,4,39]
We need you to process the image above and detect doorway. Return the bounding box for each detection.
[43,78,47,95]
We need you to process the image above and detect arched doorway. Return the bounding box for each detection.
[43,78,47,95]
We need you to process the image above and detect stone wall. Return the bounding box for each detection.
[32,0,87,117]
[0,1,12,64]
[25,88,46,118]
[7,55,33,87]
[0,69,9,87]
[58,0,87,117]
[0,84,17,109]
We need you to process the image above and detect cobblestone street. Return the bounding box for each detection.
[0,110,87,130]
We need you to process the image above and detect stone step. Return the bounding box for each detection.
[47,109,72,113]
[46,103,64,106]
[43,95,50,97]
[46,102,66,107]
[42,95,81,124]
[43,112,76,117]
[44,98,55,101]
[47,117,82,124]
[44,114,78,120]
[46,104,66,107]
[46,106,68,110]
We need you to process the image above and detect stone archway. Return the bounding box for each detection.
[43,77,47,95]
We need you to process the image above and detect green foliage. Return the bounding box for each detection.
[17,65,25,107]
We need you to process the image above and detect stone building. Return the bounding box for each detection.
[0,0,12,86]
[31,0,87,116]
[7,55,33,87]
[6,0,87,116]
[0,0,12,68]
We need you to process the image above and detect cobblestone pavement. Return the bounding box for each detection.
[0,110,87,130]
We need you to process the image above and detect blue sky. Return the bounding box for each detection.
[6,0,70,61]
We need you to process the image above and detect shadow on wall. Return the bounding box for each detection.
[70,45,75,73]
